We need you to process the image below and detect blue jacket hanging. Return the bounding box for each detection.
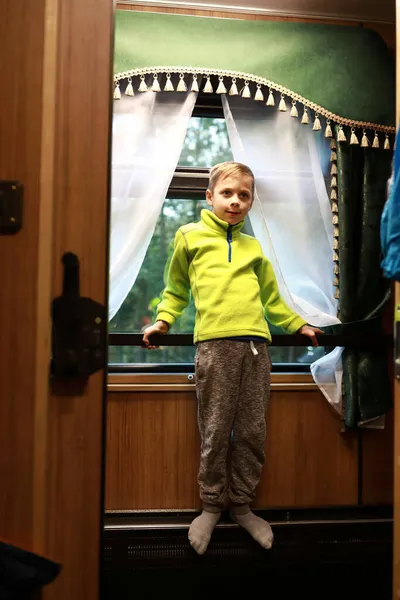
[381,126,400,281]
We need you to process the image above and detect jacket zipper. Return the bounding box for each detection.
[227,225,232,263]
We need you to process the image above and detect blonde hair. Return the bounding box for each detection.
[208,161,255,196]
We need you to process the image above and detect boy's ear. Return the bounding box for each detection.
[206,189,213,206]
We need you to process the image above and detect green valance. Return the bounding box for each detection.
[114,10,395,140]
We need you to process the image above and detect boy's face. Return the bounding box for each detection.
[206,174,253,226]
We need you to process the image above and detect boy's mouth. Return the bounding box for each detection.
[226,210,240,215]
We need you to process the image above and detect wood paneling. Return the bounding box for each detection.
[42,0,113,598]
[106,391,200,509]
[361,409,394,505]
[255,389,358,507]
[106,387,359,510]
[117,2,355,23]
[0,0,46,551]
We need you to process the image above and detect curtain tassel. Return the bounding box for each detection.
[361,131,369,147]
[164,74,174,92]
[229,78,239,96]
[113,82,121,100]
[330,139,337,150]
[331,163,338,175]
[301,108,309,125]
[372,132,380,149]
[266,89,275,106]
[332,214,339,225]
[203,76,213,93]
[331,188,337,200]
[334,263,339,275]
[333,275,340,286]
[337,126,347,142]
[125,78,134,96]
[290,102,298,118]
[384,134,391,150]
[332,201,338,213]
[279,95,287,112]
[216,77,227,94]
[152,74,161,92]
[333,251,339,262]
[191,75,199,92]
[334,288,340,300]
[242,81,251,98]
[330,151,337,162]
[138,76,148,93]
[350,129,359,145]
[325,121,333,138]
[176,74,187,92]
[333,237,339,250]
[254,84,264,101]
[331,175,337,188]
[312,115,322,131]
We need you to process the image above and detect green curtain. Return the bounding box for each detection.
[336,132,393,427]
[114,10,395,127]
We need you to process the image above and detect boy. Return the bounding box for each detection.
[143,162,322,554]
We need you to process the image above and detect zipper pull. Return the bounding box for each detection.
[227,225,233,263]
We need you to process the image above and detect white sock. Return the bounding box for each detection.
[230,508,274,549]
[188,509,221,555]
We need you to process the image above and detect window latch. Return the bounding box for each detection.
[51,252,106,380]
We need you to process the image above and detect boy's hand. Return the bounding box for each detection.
[297,325,324,347]
[142,320,169,350]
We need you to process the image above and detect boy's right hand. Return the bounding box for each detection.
[142,320,169,350]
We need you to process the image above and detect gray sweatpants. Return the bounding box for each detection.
[194,339,272,509]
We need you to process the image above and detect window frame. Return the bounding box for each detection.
[108,92,327,374]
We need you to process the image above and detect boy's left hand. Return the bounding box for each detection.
[297,325,324,347]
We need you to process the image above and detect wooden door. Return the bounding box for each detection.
[395,4,400,598]
[0,1,113,599]
[395,283,400,599]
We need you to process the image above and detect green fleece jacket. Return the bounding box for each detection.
[157,209,307,343]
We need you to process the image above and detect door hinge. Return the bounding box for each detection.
[0,180,23,234]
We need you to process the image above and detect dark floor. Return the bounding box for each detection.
[102,506,393,600]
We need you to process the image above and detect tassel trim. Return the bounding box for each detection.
[229,78,239,96]
[177,74,187,92]
[125,78,134,96]
[242,81,251,98]
[113,67,395,142]
[255,84,264,102]
[113,82,121,99]
[216,76,227,94]
[290,102,298,118]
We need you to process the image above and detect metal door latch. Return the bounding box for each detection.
[51,252,106,379]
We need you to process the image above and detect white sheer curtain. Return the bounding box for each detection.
[109,90,197,320]
[222,95,343,412]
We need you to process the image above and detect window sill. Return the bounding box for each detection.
[107,372,317,393]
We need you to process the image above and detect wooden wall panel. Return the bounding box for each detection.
[0,0,45,550]
[254,389,359,508]
[106,388,359,510]
[106,391,200,509]
[361,409,394,505]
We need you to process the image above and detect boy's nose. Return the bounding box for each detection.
[230,196,240,205]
